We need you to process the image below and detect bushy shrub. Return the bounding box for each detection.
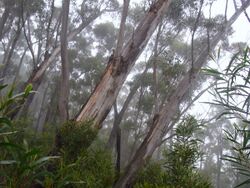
[0,84,59,187]
[75,148,115,188]
[45,121,114,187]
[135,162,166,187]
[134,116,212,188]
[57,120,97,161]
[0,83,115,187]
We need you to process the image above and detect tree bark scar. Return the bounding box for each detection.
[112,56,127,76]
[108,49,115,64]
[149,3,156,12]
[153,113,160,124]
[107,86,115,95]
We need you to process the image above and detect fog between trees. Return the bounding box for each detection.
[0,0,250,187]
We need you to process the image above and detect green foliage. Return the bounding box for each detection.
[73,148,115,188]
[0,84,33,117]
[140,94,154,114]
[47,146,114,188]
[164,116,202,170]
[163,116,211,188]
[0,84,59,187]
[168,0,200,21]
[0,86,114,188]
[223,123,250,187]
[93,22,117,51]
[205,46,250,187]
[5,118,55,152]
[134,116,212,188]
[46,121,115,187]
[135,162,167,187]
[203,46,250,121]
[58,120,97,160]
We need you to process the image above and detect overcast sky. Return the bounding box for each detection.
[54,0,250,44]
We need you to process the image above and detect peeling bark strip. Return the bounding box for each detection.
[113,1,250,187]
[75,0,172,128]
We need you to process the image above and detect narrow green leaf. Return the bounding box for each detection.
[235,179,250,188]
[34,156,60,165]
[0,160,17,165]
[0,117,12,126]
[24,84,33,97]
[0,84,8,91]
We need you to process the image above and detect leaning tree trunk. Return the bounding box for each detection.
[106,62,150,149]
[0,17,23,82]
[75,0,172,128]
[0,0,14,40]
[113,1,250,187]
[9,12,103,119]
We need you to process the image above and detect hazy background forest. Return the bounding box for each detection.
[0,0,250,187]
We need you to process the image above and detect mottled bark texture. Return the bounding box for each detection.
[76,0,172,128]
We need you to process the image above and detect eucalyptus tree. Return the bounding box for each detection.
[8,0,119,119]
[113,1,250,187]
[0,0,45,83]
[107,0,214,177]
[75,0,172,127]
[58,0,70,122]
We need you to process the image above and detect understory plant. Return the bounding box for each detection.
[205,46,250,187]
[0,84,59,187]
[0,84,115,187]
[134,116,212,188]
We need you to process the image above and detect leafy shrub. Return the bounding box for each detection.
[135,162,166,187]
[0,84,115,187]
[162,116,211,188]
[46,148,114,188]
[0,84,59,187]
[10,118,55,156]
[74,148,115,188]
[57,120,97,161]
[44,120,114,187]
[134,116,212,188]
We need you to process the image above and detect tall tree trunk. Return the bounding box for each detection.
[75,0,172,128]
[9,12,103,119]
[113,2,250,187]
[12,48,28,85]
[110,0,130,179]
[0,18,22,81]
[107,61,150,149]
[45,82,60,125]
[58,0,70,122]
[114,0,130,58]
[152,21,162,114]
[0,0,14,40]
[35,82,49,133]
[27,13,101,86]
[112,101,122,177]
